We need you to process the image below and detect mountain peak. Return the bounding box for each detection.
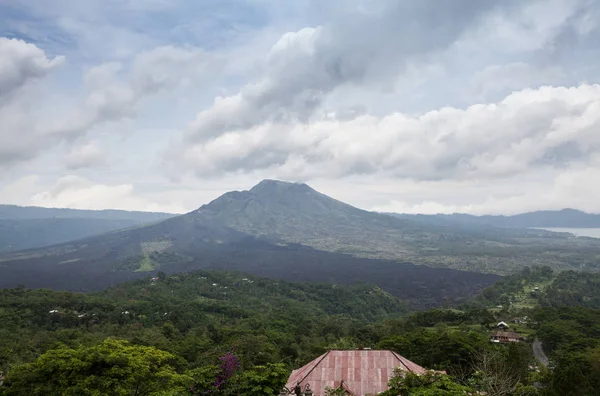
[249,179,314,195]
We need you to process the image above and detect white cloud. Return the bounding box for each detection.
[371,161,600,215]
[170,84,600,182]
[0,175,40,203]
[29,175,185,213]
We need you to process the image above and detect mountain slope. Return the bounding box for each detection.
[194,179,420,258]
[0,219,498,308]
[1,180,599,303]
[0,205,176,252]
[193,181,600,273]
[0,185,499,307]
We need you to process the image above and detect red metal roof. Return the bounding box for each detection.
[284,350,429,396]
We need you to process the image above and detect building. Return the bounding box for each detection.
[496,321,509,329]
[490,331,524,343]
[282,349,432,396]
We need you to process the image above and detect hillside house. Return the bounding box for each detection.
[281,349,436,396]
[490,331,524,343]
[496,321,510,329]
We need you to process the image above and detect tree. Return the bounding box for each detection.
[1,339,190,396]
[236,363,289,395]
[470,349,522,396]
[380,370,478,396]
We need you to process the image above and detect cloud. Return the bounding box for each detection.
[0,40,209,170]
[165,0,600,180]
[370,161,600,215]
[45,45,209,138]
[170,0,501,146]
[0,37,64,100]
[63,141,107,169]
[471,62,565,98]
[0,38,64,166]
[3,0,600,216]
[29,175,185,212]
[169,84,600,182]
[0,175,40,203]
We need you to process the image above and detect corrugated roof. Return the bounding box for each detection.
[284,350,428,396]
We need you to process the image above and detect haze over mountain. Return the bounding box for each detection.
[0,205,175,252]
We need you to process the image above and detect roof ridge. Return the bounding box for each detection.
[295,350,331,385]
[390,350,415,373]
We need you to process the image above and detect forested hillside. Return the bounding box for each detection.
[462,267,600,395]
[2,268,600,395]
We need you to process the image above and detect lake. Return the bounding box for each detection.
[531,227,600,239]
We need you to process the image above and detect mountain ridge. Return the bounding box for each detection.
[0,204,177,220]
[388,208,600,228]
[2,179,600,300]
[0,204,177,252]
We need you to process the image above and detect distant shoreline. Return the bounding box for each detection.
[530,227,600,239]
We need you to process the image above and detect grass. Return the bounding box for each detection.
[135,255,155,272]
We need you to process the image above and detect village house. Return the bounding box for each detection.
[496,321,510,330]
[490,331,524,343]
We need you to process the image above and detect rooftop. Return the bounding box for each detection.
[284,349,429,396]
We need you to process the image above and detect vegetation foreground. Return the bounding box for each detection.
[0,267,599,395]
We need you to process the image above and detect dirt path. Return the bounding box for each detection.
[533,338,549,367]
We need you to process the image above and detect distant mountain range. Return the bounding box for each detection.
[1,180,600,306]
[0,205,175,252]
[389,208,600,228]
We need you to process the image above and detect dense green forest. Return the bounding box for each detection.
[1,268,600,395]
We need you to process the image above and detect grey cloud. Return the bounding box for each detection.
[177,0,503,145]
[536,141,585,167]
[170,0,600,177]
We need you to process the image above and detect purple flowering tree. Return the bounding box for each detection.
[189,346,241,395]
[214,347,241,390]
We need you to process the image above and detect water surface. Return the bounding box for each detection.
[531,227,600,238]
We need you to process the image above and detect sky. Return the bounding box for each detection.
[1,0,600,215]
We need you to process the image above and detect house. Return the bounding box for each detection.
[282,349,435,395]
[490,331,524,343]
[496,321,510,329]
